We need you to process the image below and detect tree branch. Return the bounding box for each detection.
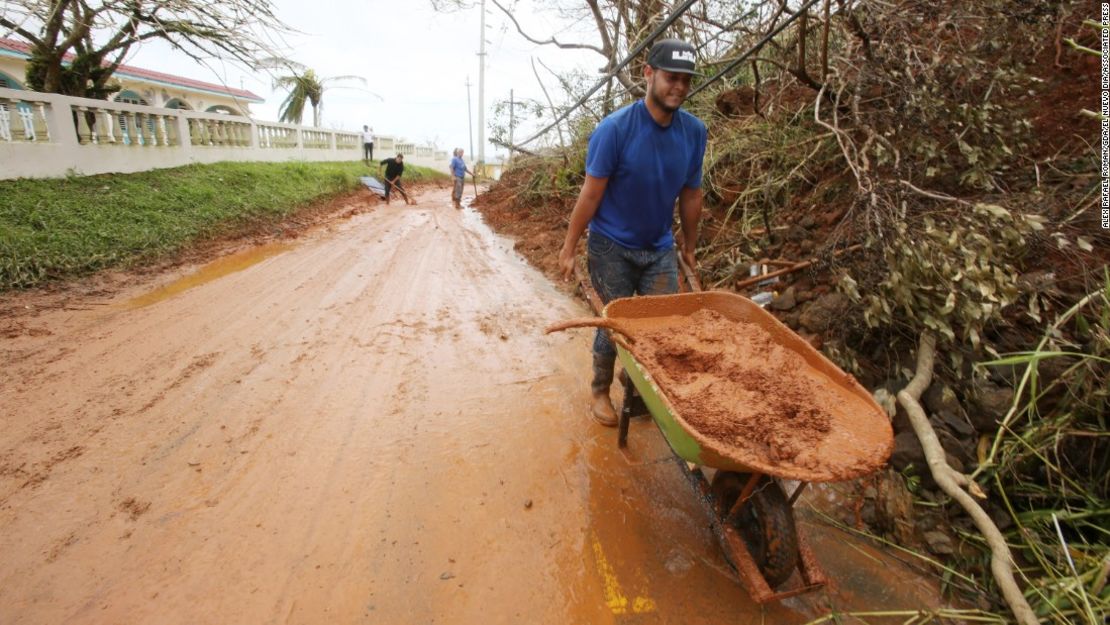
[897,333,1038,625]
[490,0,604,55]
[0,16,44,47]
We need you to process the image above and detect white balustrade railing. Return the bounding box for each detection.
[0,86,447,180]
[0,93,51,142]
[302,129,331,149]
[336,133,361,150]
[257,123,298,149]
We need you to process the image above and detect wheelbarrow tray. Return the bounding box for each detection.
[606,291,892,483]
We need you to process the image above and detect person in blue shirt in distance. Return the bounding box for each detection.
[449,148,474,209]
[556,39,707,427]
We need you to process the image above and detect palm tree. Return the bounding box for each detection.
[274,69,324,126]
[258,59,371,127]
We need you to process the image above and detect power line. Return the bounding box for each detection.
[689,0,822,98]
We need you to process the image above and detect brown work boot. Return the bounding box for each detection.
[590,391,618,428]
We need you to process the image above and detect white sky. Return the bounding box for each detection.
[127,0,601,163]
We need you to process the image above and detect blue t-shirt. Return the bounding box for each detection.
[585,100,707,250]
[450,156,466,178]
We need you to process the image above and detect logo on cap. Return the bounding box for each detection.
[672,50,695,63]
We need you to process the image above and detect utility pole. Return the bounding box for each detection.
[465,76,474,157]
[508,88,514,164]
[477,0,487,172]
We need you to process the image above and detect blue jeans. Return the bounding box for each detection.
[587,231,678,393]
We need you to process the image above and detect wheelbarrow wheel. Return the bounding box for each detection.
[710,471,799,588]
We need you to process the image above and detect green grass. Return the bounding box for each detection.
[0,160,446,290]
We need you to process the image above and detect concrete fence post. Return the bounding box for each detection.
[175,113,192,154]
[42,92,79,148]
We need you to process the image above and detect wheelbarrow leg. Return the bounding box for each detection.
[617,373,649,448]
[618,381,633,448]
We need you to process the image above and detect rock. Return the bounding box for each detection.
[800,215,817,229]
[936,427,974,466]
[715,86,758,117]
[987,501,1013,531]
[798,292,849,333]
[892,400,914,435]
[923,530,955,555]
[439,572,455,581]
[872,388,897,419]
[800,332,823,350]
[780,311,801,330]
[922,382,960,416]
[1017,270,1057,294]
[970,380,1014,433]
[945,452,965,474]
[769,286,797,311]
[523,499,533,509]
[860,501,877,526]
[872,471,916,543]
[916,512,941,532]
[890,431,925,472]
[937,409,975,437]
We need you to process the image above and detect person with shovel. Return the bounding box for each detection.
[556,38,706,427]
[379,153,412,205]
[449,148,475,209]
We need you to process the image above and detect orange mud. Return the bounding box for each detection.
[621,308,889,480]
[3,188,943,623]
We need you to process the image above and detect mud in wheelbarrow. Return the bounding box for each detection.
[602,291,893,603]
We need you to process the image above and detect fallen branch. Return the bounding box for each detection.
[734,244,862,290]
[897,332,1038,625]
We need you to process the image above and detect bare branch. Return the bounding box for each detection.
[490,0,604,55]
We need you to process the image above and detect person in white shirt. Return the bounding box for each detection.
[361,125,375,161]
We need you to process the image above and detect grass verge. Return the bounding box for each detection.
[0,160,446,290]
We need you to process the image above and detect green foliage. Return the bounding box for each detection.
[844,203,1045,348]
[0,160,443,290]
[8,0,289,99]
[971,280,1110,625]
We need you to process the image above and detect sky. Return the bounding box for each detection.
[126,0,601,163]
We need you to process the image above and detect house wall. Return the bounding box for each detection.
[109,78,255,116]
[0,57,27,88]
[0,54,254,114]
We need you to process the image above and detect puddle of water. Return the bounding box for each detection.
[123,242,293,309]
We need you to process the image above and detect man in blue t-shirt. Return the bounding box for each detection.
[449,148,474,209]
[557,38,707,427]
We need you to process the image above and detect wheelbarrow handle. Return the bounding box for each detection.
[543,317,637,345]
[676,246,702,292]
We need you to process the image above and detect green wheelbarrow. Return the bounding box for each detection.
[554,286,894,603]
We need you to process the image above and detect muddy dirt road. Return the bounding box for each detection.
[2,188,946,623]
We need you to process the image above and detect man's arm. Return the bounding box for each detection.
[558,174,609,281]
[677,185,703,270]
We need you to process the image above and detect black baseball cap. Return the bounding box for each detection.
[647,39,698,75]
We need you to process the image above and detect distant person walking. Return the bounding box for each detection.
[362,125,375,161]
[379,153,411,204]
[449,148,474,209]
